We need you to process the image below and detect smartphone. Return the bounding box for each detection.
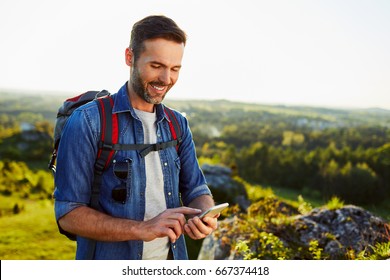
[198,203,229,219]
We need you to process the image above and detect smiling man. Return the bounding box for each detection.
[54,15,217,260]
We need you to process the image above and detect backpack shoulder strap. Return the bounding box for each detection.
[94,96,118,175]
[163,106,182,151]
[86,95,118,259]
[90,95,118,208]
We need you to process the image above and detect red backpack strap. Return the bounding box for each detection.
[164,107,182,152]
[86,95,118,259]
[95,96,118,170]
[91,96,118,206]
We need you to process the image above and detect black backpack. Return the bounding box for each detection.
[49,90,182,258]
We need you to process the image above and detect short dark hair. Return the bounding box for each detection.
[130,15,187,62]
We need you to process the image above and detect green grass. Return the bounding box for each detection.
[264,185,325,208]
[0,198,76,259]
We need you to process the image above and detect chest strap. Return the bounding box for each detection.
[98,140,180,158]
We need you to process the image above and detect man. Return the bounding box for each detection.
[54,15,217,260]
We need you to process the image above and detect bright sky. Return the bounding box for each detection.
[1,0,390,109]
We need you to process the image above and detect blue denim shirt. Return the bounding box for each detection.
[54,82,211,260]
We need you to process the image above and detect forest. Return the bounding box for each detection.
[0,91,389,259]
[173,99,390,206]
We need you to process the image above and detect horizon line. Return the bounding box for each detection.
[1,87,389,112]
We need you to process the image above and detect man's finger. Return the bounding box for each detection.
[170,207,202,215]
[201,216,218,230]
[163,227,177,244]
[186,218,206,240]
[184,223,196,240]
[166,218,185,239]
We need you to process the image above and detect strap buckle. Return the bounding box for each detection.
[98,141,114,151]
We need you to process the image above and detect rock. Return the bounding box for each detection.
[287,205,389,259]
[198,200,390,260]
[201,164,250,210]
[197,217,240,260]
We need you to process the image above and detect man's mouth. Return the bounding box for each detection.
[151,84,165,91]
[149,82,169,93]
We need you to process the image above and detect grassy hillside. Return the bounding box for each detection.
[0,197,75,260]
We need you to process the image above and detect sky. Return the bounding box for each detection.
[1,0,390,109]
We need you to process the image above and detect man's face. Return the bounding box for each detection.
[129,38,184,105]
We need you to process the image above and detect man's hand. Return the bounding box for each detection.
[184,214,219,240]
[184,194,219,240]
[138,207,201,243]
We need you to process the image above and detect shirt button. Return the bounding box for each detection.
[168,192,172,196]
[164,162,168,166]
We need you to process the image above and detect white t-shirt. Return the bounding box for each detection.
[134,109,169,260]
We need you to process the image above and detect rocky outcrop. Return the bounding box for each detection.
[198,201,389,260]
[282,205,388,259]
[197,164,389,260]
[201,164,250,210]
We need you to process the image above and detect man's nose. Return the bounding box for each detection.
[159,69,171,85]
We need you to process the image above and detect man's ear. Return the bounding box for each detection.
[125,48,133,66]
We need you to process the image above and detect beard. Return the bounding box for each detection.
[130,67,170,105]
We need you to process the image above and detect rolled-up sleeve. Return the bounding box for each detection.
[54,201,86,221]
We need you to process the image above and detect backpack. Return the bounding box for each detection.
[49,89,182,258]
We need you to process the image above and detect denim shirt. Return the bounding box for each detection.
[54,82,211,260]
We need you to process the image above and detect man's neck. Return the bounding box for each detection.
[127,83,155,113]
